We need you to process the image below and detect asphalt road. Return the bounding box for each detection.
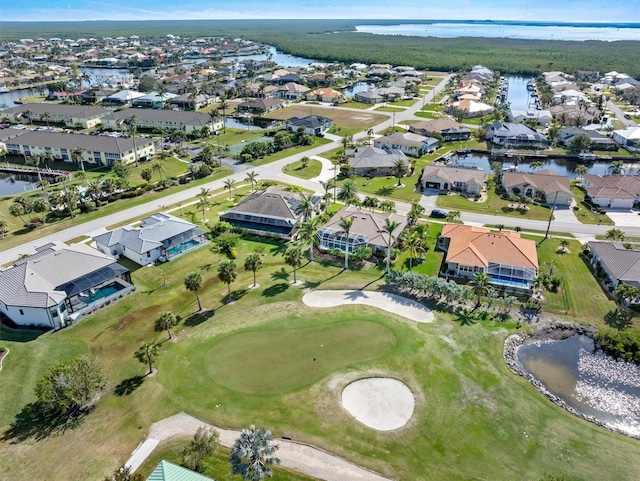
[2,75,639,265]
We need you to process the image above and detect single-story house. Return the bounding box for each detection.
[446,99,494,118]
[484,121,548,149]
[509,109,553,127]
[437,224,538,292]
[549,104,600,126]
[317,206,408,254]
[132,91,178,109]
[2,103,112,129]
[347,146,407,177]
[557,127,619,151]
[421,164,485,195]
[237,98,284,114]
[588,241,640,297]
[354,89,384,104]
[101,108,223,135]
[582,174,640,209]
[102,89,146,106]
[93,213,206,266]
[408,119,471,141]
[286,115,333,136]
[220,186,321,240]
[276,82,310,100]
[2,129,155,166]
[502,169,573,205]
[146,460,215,481]
[169,93,211,111]
[613,127,640,153]
[373,132,439,157]
[0,241,132,328]
[305,87,346,103]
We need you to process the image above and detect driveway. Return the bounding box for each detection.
[552,206,579,224]
[606,209,640,227]
[419,188,439,211]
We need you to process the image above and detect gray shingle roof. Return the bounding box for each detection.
[589,241,640,287]
[348,146,405,170]
[3,130,154,154]
[221,186,319,222]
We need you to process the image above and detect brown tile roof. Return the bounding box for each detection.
[442,224,538,269]
[503,170,572,196]
[583,174,640,201]
[322,206,408,247]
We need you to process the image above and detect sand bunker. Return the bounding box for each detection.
[302,290,434,323]
[341,378,415,431]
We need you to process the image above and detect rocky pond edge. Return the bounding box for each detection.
[503,321,640,441]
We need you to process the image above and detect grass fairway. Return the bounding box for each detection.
[204,320,396,394]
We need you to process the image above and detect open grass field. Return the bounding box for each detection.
[2,225,640,480]
[283,158,323,179]
[264,104,387,138]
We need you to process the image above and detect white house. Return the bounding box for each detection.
[613,127,640,152]
[373,132,439,157]
[509,109,553,127]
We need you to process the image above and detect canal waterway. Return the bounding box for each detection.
[0,172,39,195]
[505,76,535,110]
[516,335,640,438]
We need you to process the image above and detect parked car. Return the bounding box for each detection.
[430,209,448,219]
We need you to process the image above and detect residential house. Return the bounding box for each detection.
[3,103,111,129]
[169,93,211,111]
[552,88,589,106]
[347,146,407,177]
[101,108,223,135]
[0,241,132,328]
[146,460,215,481]
[588,242,640,298]
[286,115,333,136]
[355,89,384,104]
[509,109,553,127]
[550,104,600,126]
[81,88,116,104]
[502,169,573,206]
[613,127,640,152]
[484,121,548,149]
[220,186,321,240]
[582,174,640,209]
[557,127,618,151]
[2,129,155,166]
[408,119,471,141]
[93,213,206,266]
[437,224,538,291]
[237,98,284,114]
[317,206,408,254]
[373,132,439,157]
[305,87,345,103]
[420,164,485,195]
[132,92,178,109]
[276,82,310,100]
[446,99,494,118]
[102,89,146,106]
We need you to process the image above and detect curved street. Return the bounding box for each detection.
[1,74,639,265]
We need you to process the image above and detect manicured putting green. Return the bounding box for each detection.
[204,320,397,394]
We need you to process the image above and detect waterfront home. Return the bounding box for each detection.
[93,213,206,266]
[317,206,408,254]
[446,99,494,118]
[102,89,146,106]
[0,241,132,328]
[612,127,640,153]
[305,87,346,103]
[101,108,223,135]
[347,146,407,177]
[550,104,600,126]
[437,224,538,292]
[582,174,640,209]
[421,164,485,195]
[2,103,111,129]
[373,132,439,157]
[502,170,573,206]
[237,98,284,114]
[286,115,333,136]
[588,241,640,300]
[220,186,320,240]
[2,129,155,166]
[557,127,618,151]
[509,109,553,127]
[484,121,548,149]
[169,93,211,111]
[276,82,310,100]
[408,119,471,141]
[132,91,178,109]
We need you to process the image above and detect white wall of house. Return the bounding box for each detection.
[119,245,162,266]
[0,303,57,328]
[592,196,634,209]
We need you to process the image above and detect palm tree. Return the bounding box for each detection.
[393,157,410,187]
[229,425,280,481]
[219,97,229,133]
[295,196,315,222]
[126,115,140,167]
[381,218,400,274]
[405,230,426,270]
[297,217,321,262]
[407,202,425,225]
[605,228,625,241]
[366,128,374,143]
[8,202,27,225]
[338,216,354,269]
[245,171,259,192]
[184,272,203,311]
[283,244,304,284]
[469,272,492,308]
[341,134,353,159]
[71,146,86,172]
[244,252,263,288]
[574,165,588,181]
[224,178,236,200]
[337,179,358,203]
[135,341,159,375]
[155,311,178,339]
[607,160,625,176]
[218,260,237,299]
[41,111,51,128]
[196,195,211,222]
[0,220,7,240]
[559,239,569,252]
[445,210,461,222]
[151,160,166,180]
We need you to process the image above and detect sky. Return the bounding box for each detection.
[1,0,639,23]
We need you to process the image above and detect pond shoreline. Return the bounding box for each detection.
[503,321,640,440]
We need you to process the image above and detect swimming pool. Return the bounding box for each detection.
[167,239,200,257]
[85,282,126,304]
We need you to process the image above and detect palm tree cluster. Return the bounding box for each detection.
[397,222,429,270]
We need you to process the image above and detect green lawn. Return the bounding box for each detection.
[436,185,553,221]
[414,111,442,120]
[249,138,332,167]
[333,101,373,110]
[571,184,615,225]
[374,106,406,113]
[283,158,323,179]
[2,232,640,480]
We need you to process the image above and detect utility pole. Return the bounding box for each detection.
[544,191,558,241]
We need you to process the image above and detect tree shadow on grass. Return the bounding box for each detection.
[262,282,290,297]
[271,268,290,281]
[604,308,633,330]
[457,308,477,326]
[183,309,215,327]
[114,375,145,396]
[2,402,90,443]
